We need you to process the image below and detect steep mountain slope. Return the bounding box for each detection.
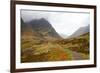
[27,18,61,39]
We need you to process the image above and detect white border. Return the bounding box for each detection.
[16,4,94,69]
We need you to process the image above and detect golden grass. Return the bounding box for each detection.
[21,33,89,63]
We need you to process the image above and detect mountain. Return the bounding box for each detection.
[68,25,89,38]
[21,18,63,62]
[27,18,61,39]
[21,18,46,40]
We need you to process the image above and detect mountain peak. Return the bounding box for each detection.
[26,18,61,39]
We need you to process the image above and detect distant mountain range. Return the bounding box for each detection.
[68,25,89,39]
[21,18,89,40]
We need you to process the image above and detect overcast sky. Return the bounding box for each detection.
[21,10,90,38]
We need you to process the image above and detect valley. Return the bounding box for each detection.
[21,18,89,63]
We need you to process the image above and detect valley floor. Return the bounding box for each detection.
[21,33,89,63]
